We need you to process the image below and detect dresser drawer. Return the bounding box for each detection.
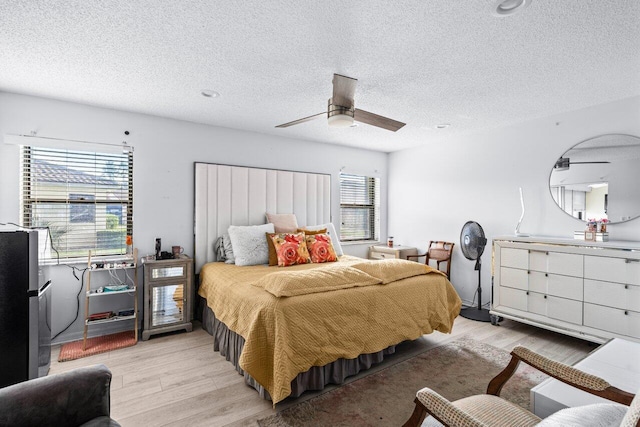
[529,272,583,301]
[369,251,394,260]
[499,286,527,311]
[584,303,640,339]
[548,295,583,325]
[529,251,583,277]
[584,279,640,311]
[501,248,528,269]
[584,256,640,285]
[368,245,417,260]
[500,267,528,291]
[527,293,582,325]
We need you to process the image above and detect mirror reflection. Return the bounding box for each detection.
[549,134,640,224]
[152,284,184,327]
[151,266,184,279]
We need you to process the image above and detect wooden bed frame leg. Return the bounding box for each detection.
[486,355,521,396]
[403,397,429,427]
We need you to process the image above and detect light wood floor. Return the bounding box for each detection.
[49,316,597,426]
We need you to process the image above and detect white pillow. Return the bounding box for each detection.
[536,403,627,427]
[303,223,343,256]
[227,224,275,266]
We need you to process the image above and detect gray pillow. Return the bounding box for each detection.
[227,224,274,266]
[222,233,235,264]
[214,236,226,262]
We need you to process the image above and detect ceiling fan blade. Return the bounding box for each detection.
[275,112,325,128]
[570,161,611,164]
[354,109,406,132]
[332,74,357,108]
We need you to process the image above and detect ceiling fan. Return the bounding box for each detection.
[275,74,406,132]
[553,157,610,171]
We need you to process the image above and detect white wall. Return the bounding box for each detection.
[0,92,388,343]
[388,96,640,307]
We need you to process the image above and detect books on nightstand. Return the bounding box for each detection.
[574,231,609,242]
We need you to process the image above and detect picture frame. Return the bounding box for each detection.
[584,231,596,241]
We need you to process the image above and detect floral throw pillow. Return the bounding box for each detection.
[270,233,311,267]
[305,233,338,263]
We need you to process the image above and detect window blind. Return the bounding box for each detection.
[20,146,133,260]
[339,173,380,241]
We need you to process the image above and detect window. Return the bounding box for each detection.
[339,173,380,241]
[21,146,133,260]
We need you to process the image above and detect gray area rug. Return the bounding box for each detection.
[258,337,548,427]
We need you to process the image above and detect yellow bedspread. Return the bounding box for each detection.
[198,256,462,404]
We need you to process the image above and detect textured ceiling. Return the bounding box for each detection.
[1,0,639,152]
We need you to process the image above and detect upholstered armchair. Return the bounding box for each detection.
[403,346,640,427]
[0,364,120,427]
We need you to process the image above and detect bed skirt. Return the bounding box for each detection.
[201,302,396,401]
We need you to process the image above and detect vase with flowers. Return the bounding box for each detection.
[599,218,609,233]
[586,219,597,233]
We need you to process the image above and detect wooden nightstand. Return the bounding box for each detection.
[368,244,418,260]
[142,255,193,340]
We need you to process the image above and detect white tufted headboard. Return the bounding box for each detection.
[194,163,331,272]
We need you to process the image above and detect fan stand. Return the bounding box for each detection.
[460,258,491,322]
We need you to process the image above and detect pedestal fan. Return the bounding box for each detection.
[460,221,491,322]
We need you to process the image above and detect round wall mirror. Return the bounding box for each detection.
[549,134,640,224]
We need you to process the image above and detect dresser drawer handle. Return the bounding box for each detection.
[545,273,548,277]
[625,259,640,263]
[625,311,629,315]
[544,295,547,299]
[529,249,548,254]
[625,284,629,289]
[526,291,529,295]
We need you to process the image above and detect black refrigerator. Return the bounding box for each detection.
[0,230,52,388]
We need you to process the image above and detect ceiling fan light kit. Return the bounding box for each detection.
[327,99,355,128]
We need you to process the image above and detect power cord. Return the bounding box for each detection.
[0,222,60,262]
[52,268,87,341]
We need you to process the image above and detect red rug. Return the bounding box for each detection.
[58,331,137,362]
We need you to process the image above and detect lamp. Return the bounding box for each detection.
[327,98,355,128]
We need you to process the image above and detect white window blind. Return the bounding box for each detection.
[20,146,133,260]
[339,173,380,241]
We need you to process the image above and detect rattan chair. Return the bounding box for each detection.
[406,241,454,279]
[403,345,640,427]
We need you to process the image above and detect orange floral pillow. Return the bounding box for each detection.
[270,233,311,267]
[305,233,337,263]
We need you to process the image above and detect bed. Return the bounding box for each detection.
[198,255,461,404]
[194,163,462,404]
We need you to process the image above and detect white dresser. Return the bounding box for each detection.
[492,236,640,343]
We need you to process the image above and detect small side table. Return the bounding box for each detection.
[142,255,193,340]
[368,244,418,260]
